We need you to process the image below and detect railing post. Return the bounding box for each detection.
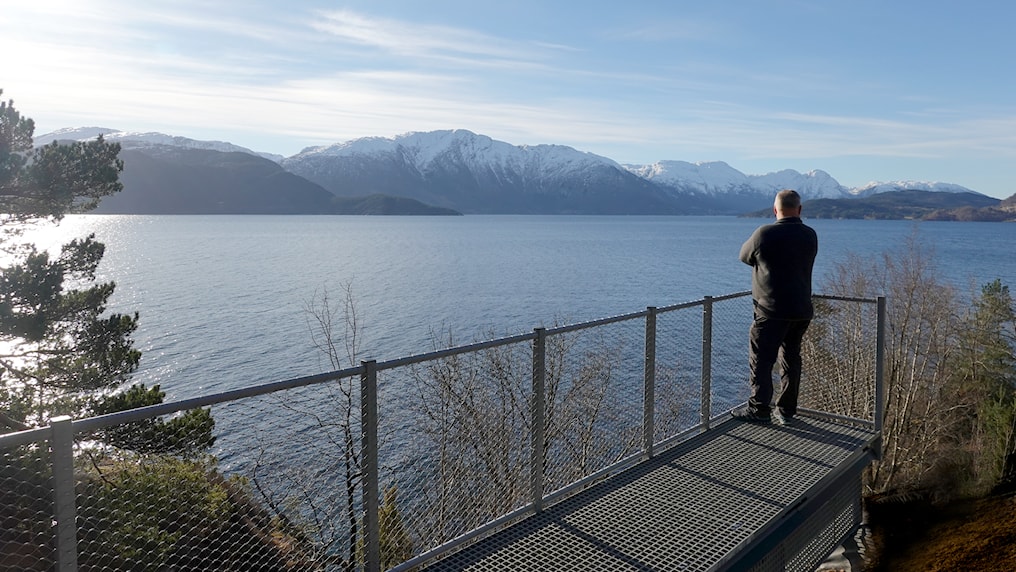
[701,296,714,430]
[644,307,657,459]
[875,296,887,441]
[531,327,547,513]
[51,415,78,572]
[361,361,380,572]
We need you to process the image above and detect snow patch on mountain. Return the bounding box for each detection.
[848,180,978,197]
[625,161,750,193]
[33,127,120,144]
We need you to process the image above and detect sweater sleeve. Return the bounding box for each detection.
[739,229,759,266]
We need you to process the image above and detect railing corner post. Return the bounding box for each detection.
[51,415,78,572]
[644,306,657,459]
[875,296,887,440]
[531,327,547,513]
[701,296,714,430]
[361,360,381,572]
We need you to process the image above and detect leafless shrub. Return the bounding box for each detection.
[814,231,1016,499]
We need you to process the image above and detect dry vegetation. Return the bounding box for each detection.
[866,492,1016,571]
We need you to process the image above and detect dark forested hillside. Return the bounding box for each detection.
[741,190,1011,221]
[97,148,339,214]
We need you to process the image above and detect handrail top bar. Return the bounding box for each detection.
[71,366,364,434]
[376,331,537,371]
[704,290,752,304]
[657,298,706,312]
[0,425,53,448]
[814,293,881,304]
[544,309,648,336]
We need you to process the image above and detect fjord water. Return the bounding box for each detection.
[34,215,1016,401]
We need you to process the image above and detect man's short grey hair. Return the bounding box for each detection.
[776,189,801,210]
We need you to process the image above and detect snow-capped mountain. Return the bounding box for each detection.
[295,129,622,178]
[33,127,119,144]
[282,129,688,214]
[626,160,752,194]
[624,160,849,200]
[848,180,976,197]
[36,127,985,215]
[750,169,847,199]
[34,127,284,162]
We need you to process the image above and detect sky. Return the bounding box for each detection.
[2,1,1014,198]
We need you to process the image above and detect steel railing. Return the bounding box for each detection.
[0,292,884,572]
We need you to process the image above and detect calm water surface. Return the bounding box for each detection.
[30,215,1016,401]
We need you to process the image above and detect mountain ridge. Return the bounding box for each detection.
[38,127,1000,216]
[280,129,687,214]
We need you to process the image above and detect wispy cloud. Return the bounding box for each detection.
[310,10,546,63]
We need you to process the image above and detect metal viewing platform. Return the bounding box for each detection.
[420,413,876,571]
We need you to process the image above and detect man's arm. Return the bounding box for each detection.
[739,230,759,266]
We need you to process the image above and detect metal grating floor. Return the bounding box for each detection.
[422,415,876,571]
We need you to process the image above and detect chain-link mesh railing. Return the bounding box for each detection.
[381,336,535,566]
[652,301,707,443]
[0,292,882,571]
[541,317,647,493]
[707,294,756,417]
[76,376,371,571]
[800,295,882,425]
[1,432,56,571]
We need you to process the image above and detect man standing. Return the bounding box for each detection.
[735,189,818,426]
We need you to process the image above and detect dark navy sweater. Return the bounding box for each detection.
[739,217,818,320]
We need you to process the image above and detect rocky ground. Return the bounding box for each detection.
[864,492,1016,571]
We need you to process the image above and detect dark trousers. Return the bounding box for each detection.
[747,313,811,416]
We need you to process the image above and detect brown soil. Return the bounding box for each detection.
[865,493,1016,571]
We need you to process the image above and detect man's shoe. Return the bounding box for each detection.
[772,410,795,426]
[732,408,771,424]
